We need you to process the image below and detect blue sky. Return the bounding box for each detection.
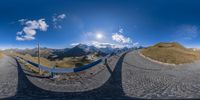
[0,0,200,49]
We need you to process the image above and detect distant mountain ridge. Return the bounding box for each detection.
[4,43,140,60]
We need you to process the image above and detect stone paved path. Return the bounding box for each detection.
[2,50,200,99]
[0,56,18,99]
[122,51,200,99]
[4,52,133,99]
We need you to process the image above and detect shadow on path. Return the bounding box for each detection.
[5,52,137,99]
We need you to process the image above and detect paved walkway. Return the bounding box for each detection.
[2,50,200,99]
[4,52,133,99]
[122,51,200,99]
[0,56,18,99]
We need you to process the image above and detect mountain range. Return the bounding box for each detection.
[4,44,141,60]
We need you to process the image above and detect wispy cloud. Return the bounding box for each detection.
[119,28,123,33]
[91,41,120,48]
[78,28,138,48]
[52,13,66,29]
[71,41,139,49]
[176,25,199,40]
[16,19,49,41]
[70,43,80,46]
[18,19,27,25]
[70,41,122,48]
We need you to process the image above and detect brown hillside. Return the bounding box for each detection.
[0,51,5,59]
[141,42,200,64]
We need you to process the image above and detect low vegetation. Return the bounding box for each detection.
[13,53,53,67]
[141,42,200,64]
[53,56,92,68]
[10,52,93,68]
[0,52,4,59]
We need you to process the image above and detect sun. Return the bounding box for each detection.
[96,32,103,39]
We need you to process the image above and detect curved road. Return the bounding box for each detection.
[122,51,200,99]
[1,51,200,99]
[1,52,133,99]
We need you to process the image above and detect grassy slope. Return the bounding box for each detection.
[0,52,4,59]
[141,42,200,64]
[53,57,92,68]
[14,53,53,67]
[12,52,92,68]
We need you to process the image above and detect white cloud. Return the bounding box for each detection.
[119,28,123,33]
[91,41,118,48]
[16,35,35,41]
[38,19,48,31]
[53,14,66,22]
[91,41,139,48]
[71,41,138,49]
[16,36,25,41]
[111,28,139,48]
[112,33,132,44]
[70,43,80,46]
[79,28,138,48]
[18,19,27,25]
[53,13,66,29]
[70,41,117,48]
[23,27,36,36]
[112,28,133,44]
[57,14,66,19]
[16,18,49,41]
[94,41,134,48]
[16,31,23,35]
[132,42,139,46]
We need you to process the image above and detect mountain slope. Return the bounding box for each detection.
[4,43,135,60]
[48,44,104,60]
[64,45,89,57]
[0,52,4,59]
[141,42,200,64]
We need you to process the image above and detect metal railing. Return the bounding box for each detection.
[16,49,131,74]
[16,56,104,73]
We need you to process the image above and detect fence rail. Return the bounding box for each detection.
[16,49,131,74]
[16,56,103,73]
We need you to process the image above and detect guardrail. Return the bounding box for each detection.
[16,56,103,73]
[16,49,131,74]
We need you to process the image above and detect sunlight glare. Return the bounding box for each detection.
[96,32,103,39]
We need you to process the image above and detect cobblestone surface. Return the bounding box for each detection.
[25,56,117,92]
[0,56,18,99]
[122,51,200,99]
[3,52,131,99]
[2,50,200,99]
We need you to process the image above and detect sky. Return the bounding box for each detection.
[0,0,200,49]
